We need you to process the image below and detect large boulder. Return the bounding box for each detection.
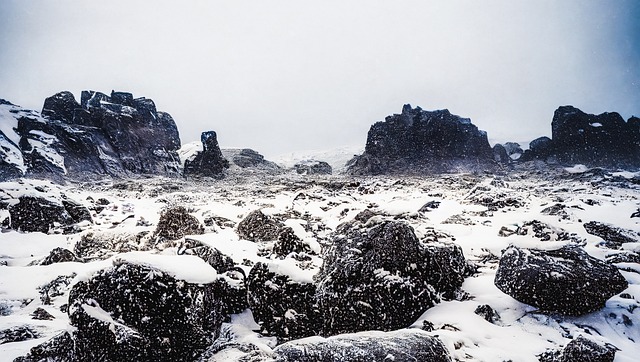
[347,104,495,175]
[154,206,204,243]
[223,148,280,170]
[67,260,226,361]
[246,261,321,342]
[274,329,452,362]
[184,131,229,177]
[583,221,639,248]
[494,245,628,315]
[315,220,466,335]
[9,196,91,233]
[559,335,617,362]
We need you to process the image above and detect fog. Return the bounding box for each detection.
[0,0,638,158]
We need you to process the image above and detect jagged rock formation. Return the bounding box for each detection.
[183,131,229,178]
[494,245,628,315]
[347,104,495,175]
[0,91,182,180]
[521,106,640,168]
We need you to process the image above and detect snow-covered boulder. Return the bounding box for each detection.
[315,220,466,335]
[237,209,284,242]
[67,259,226,361]
[558,335,617,362]
[9,195,91,233]
[246,261,321,342]
[273,329,451,362]
[494,245,628,315]
[272,227,313,258]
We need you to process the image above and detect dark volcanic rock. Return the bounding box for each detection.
[584,221,639,248]
[246,262,321,342]
[347,104,495,175]
[18,90,183,178]
[67,261,225,361]
[551,106,640,168]
[474,304,500,324]
[14,331,75,362]
[237,209,284,242]
[494,245,628,315]
[9,196,89,233]
[273,227,311,257]
[0,325,39,344]
[559,335,617,362]
[184,131,229,177]
[294,160,332,175]
[154,206,204,242]
[0,130,24,181]
[35,247,81,265]
[521,136,554,162]
[493,144,511,164]
[274,329,452,362]
[315,220,466,335]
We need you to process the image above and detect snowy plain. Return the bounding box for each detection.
[0,165,639,361]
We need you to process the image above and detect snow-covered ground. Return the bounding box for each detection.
[0,167,639,361]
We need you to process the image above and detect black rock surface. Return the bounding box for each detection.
[494,245,628,315]
[347,104,495,175]
[183,131,230,178]
[237,209,284,242]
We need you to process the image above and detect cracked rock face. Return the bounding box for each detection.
[315,220,466,335]
[494,245,628,315]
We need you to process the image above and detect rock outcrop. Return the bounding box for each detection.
[494,245,628,315]
[521,106,640,168]
[293,160,332,175]
[0,90,183,180]
[9,195,91,233]
[183,131,229,178]
[347,104,495,175]
[222,148,280,170]
[237,209,284,242]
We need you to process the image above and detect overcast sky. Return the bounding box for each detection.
[0,1,638,158]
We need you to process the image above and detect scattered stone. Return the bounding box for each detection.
[31,247,81,266]
[494,245,628,315]
[354,209,377,223]
[418,200,441,212]
[274,329,452,362]
[516,220,584,244]
[237,209,284,242]
[37,274,76,305]
[74,231,147,261]
[606,252,640,264]
[273,227,311,257]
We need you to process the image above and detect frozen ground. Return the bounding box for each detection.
[0,166,639,361]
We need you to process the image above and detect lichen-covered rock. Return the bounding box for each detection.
[347,104,495,175]
[315,220,466,335]
[74,231,147,261]
[273,329,452,362]
[184,131,229,178]
[237,210,284,242]
[246,262,321,342]
[584,221,639,248]
[293,160,332,175]
[67,261,225,361]
[154,206,204,242]
[494,245,628,315]
[8,196,89,233]
[559,335,617,362]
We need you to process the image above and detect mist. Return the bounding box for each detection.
[0,0,638,158]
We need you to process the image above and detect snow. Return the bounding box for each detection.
[0,104,22,146]
[1,169,639,360]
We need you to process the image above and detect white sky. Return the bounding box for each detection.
[0,0,638,158]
